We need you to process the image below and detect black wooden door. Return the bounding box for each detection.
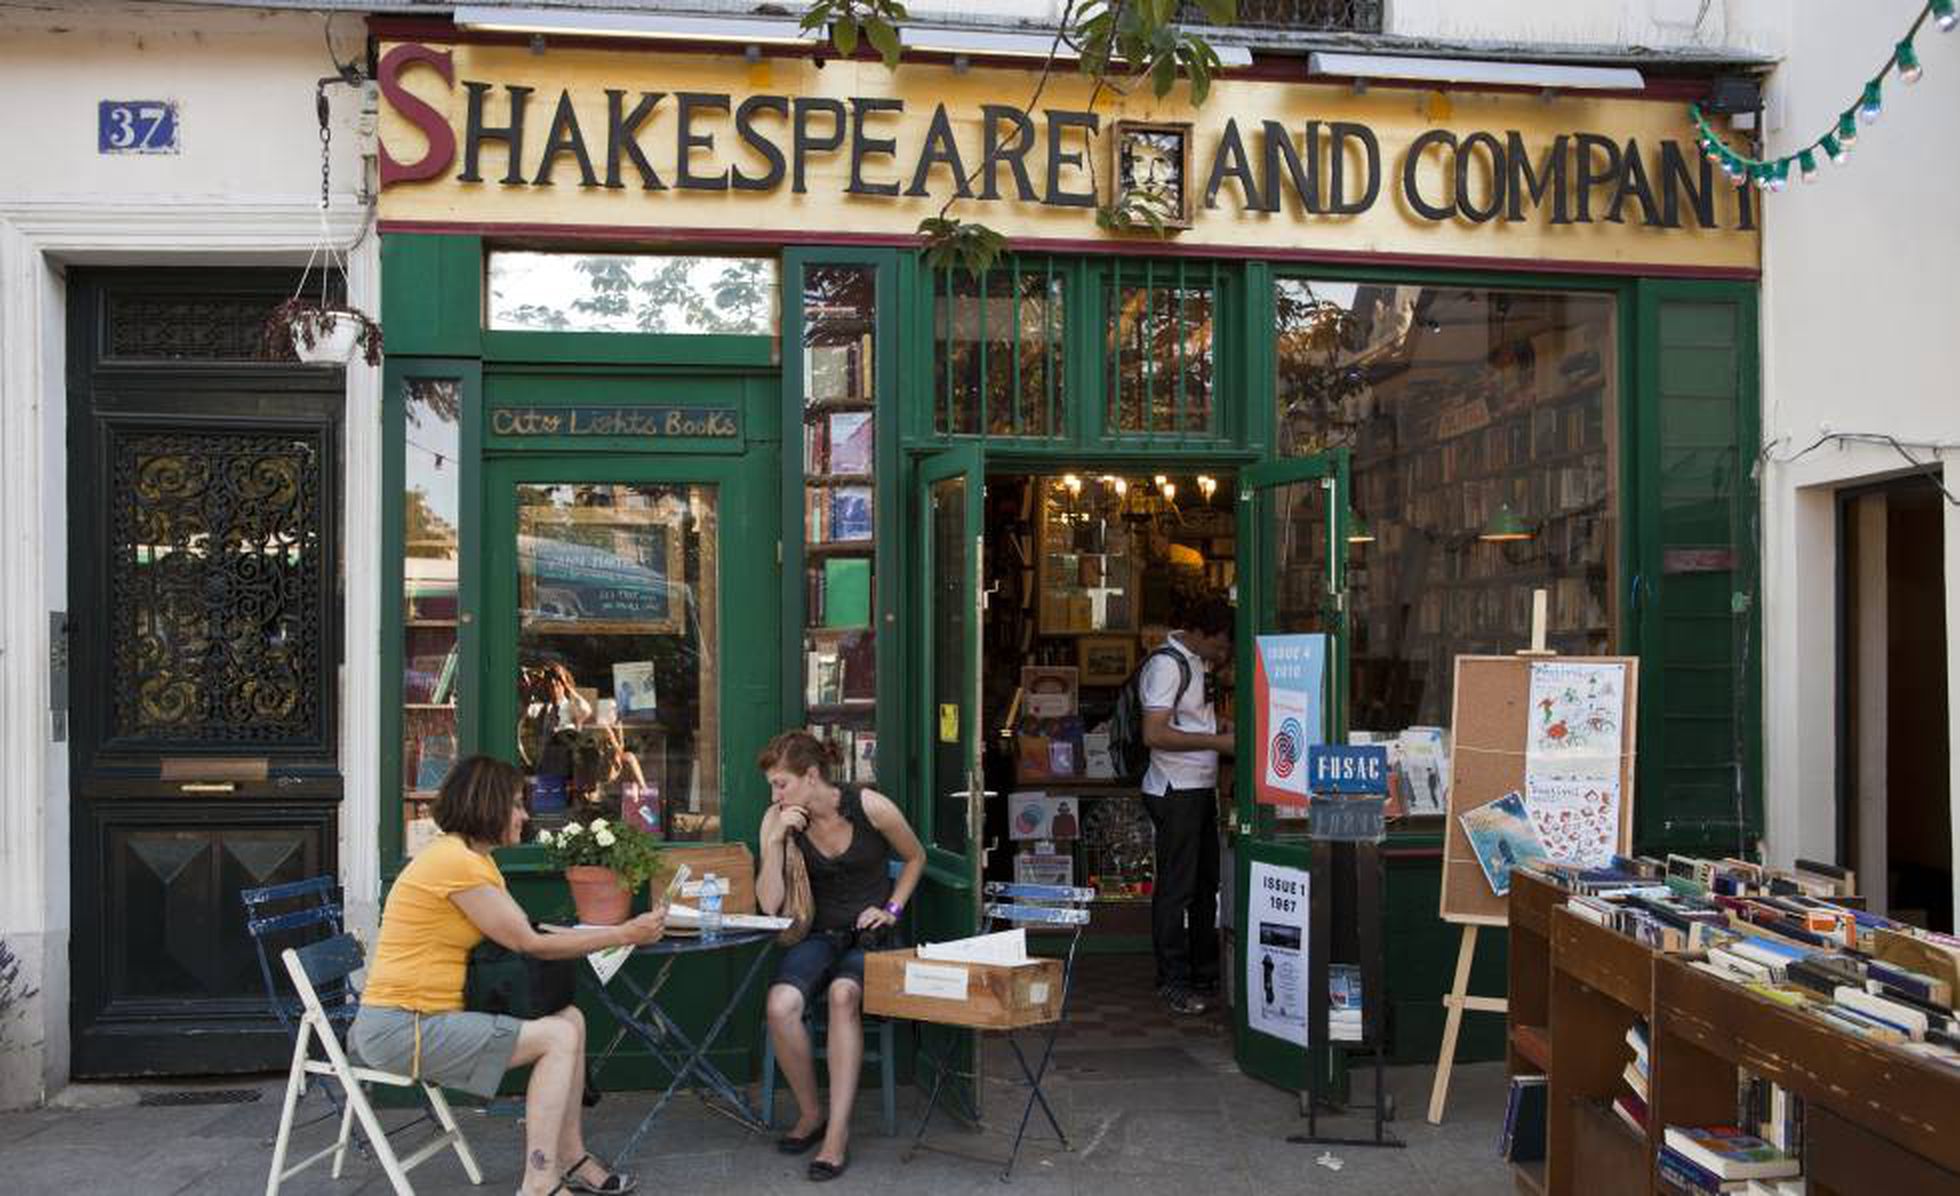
[67,270,344,1077]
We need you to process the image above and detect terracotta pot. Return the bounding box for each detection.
[565,865,631,925]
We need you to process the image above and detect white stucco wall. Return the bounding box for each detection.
[0,2,380,1107]
[1754,0,1960,924]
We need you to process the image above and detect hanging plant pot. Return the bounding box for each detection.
[291,310,363,364]
[564,865,633,925]
[261,297,384,366]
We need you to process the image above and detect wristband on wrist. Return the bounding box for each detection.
[883,900,903,918]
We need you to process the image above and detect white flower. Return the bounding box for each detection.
[589,818,609,832]
[536,830,555,847]
[594,829,617,848]
[563,821,584,836]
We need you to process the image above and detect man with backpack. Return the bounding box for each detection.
[1136,597,1235,1015]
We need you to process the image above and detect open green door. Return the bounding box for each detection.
[911,443,987,1120]
[1233,450,1348,1092]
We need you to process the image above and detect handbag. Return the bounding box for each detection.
[777,833,815,947]
[463,934,579,1020]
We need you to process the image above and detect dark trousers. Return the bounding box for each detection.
[1142,787,1220,990]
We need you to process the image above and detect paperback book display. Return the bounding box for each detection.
[1518,850,1960,1191]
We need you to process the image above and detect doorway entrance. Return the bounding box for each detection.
[66,269,345,1076]
[1839,475,1954,932]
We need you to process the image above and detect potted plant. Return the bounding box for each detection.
[536,818,663,926]
[261,296,383,366]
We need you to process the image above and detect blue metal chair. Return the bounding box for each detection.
[907,881,1095,1182]
[759,994,899,1136]
[242,878,358,1133]
[758,857,904,1136]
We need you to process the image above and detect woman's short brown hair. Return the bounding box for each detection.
[756,730,838,780]
[434,755,525,843]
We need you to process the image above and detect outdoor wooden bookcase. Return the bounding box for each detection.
[1506,869,1960,1195]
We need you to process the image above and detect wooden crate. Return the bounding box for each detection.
[862,949,1065,1030]
[651,843,756,914]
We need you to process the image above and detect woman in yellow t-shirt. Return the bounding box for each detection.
[353,755,665,1196]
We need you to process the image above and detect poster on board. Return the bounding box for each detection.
[1253,634,1327,807]
[1247,860,1310,1045]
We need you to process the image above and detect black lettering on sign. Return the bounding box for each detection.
[1658,139,1713,230]
[1506,131,1569,224]
[1403,128,1455,222]
[1260,120,1320,215]
[1607,137,1661,226]
[605,90,666,190]
[792,97,846,194]
[1202,118,1264,211]
[677,92,732,191]
[461,81,532,185]
[905,103,971,199]
[1326,122,1380,215]
[1456,131,1507,224]
[732,95,788,191]
[1573,133,1621,224]
[978,105,1039,202]
[1044,109,1100,207]
[535,89,598,188]
[847,97,904,196]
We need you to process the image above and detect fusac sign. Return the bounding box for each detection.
[375,40,1759,270]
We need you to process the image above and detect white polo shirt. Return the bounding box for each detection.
[1140,634,1217,797]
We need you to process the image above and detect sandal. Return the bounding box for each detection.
[807,1154,849,1182]
[561,1153,638,1195]
[777,1121,828,1155]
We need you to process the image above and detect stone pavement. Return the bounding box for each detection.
[0,958,1515,1195]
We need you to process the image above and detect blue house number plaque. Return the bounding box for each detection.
[99,101,180,154]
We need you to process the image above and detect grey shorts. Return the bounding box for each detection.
[349,1004,523,1098]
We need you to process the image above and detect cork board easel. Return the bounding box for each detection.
[1426,653,1639,1124]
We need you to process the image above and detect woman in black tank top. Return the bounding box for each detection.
[754,730,925,1182]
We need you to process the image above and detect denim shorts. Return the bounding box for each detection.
[771,927,903,1003]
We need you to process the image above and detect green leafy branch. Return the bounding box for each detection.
[806,0,1237,273]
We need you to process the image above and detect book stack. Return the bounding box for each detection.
[808,723,876,785]
[1614,1020,1650,1135]
[1734,1071,1803,1167]
[1498,1074,1547,1164]
[1658,1126,1799,1194]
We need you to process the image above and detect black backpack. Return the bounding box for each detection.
[1107,646,1193,780]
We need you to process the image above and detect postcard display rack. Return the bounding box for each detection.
[1505,870,1960,1196]
[800,269,879,784]
[1429,654,1640,1124]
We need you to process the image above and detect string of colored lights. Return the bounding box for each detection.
[1690,0,1955,192]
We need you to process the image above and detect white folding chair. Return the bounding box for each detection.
[266,934,485,1196]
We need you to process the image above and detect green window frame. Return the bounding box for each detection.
[929,255,1069,442]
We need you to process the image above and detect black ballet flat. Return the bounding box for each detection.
[807,1154,849,1182]
[777,1122,828,1155]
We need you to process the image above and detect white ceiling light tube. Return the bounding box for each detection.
[1307,52,1644,91]
[452,6,811,45]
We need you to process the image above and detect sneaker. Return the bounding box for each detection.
[1161,985,1209,1016]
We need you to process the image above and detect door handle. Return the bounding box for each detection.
[179,782,236,794]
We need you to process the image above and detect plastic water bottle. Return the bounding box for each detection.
[700,872,724,943]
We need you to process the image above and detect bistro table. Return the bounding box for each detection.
[583,928,777,1165]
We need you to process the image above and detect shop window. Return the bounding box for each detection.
[1277,280,1619,797]
[933,263,1066,438]
[513,483,722,840]
[402,378,462,848]
[800,265,879,782]
[485,251,779,337]
[1108,266,1217,436]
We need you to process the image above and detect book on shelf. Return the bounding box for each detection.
[413,732,456,791]
[1622,1059,1649,1102]
[809,723,876,784]
[804,333,873,402]
[429,642,460,705]
[838,632,877,702]
[827,411,873,474]
[1499,1074,1548,1163]
[822,557,873,628]
[1658,1146,1750,1194]
[1661,1126,1801,1182]
[806,649,843,708]
[829,485,873,542]
[1612,1091,1648,1136]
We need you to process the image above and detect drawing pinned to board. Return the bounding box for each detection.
[1522,776,1621,868]
[1526,660,1625,766]
[1458,790,1550,897]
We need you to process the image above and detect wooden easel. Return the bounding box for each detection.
[1425,592,1638,1125]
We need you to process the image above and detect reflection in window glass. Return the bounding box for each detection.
[933,267,1065,437]
[513,483,721,841]
[403,378,462,853]
[1109,282,1213,434]
[1277,280,1618,750]
[487,252,779,337]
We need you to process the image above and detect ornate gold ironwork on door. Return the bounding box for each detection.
[109,429,327,745]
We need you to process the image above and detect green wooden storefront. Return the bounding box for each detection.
[377,231,1761,1095]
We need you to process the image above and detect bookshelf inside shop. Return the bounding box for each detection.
[799,266,879,783]
[1506,865,1960,1196]
[402,562,460,853]
[1343,307,1614,732]
[984,473,1237,926]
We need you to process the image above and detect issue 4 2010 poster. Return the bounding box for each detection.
[1253,634,1327,807]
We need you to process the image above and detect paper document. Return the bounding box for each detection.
[664,904,793,931]
[564,924,634,986]
[916,928,1035,967]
